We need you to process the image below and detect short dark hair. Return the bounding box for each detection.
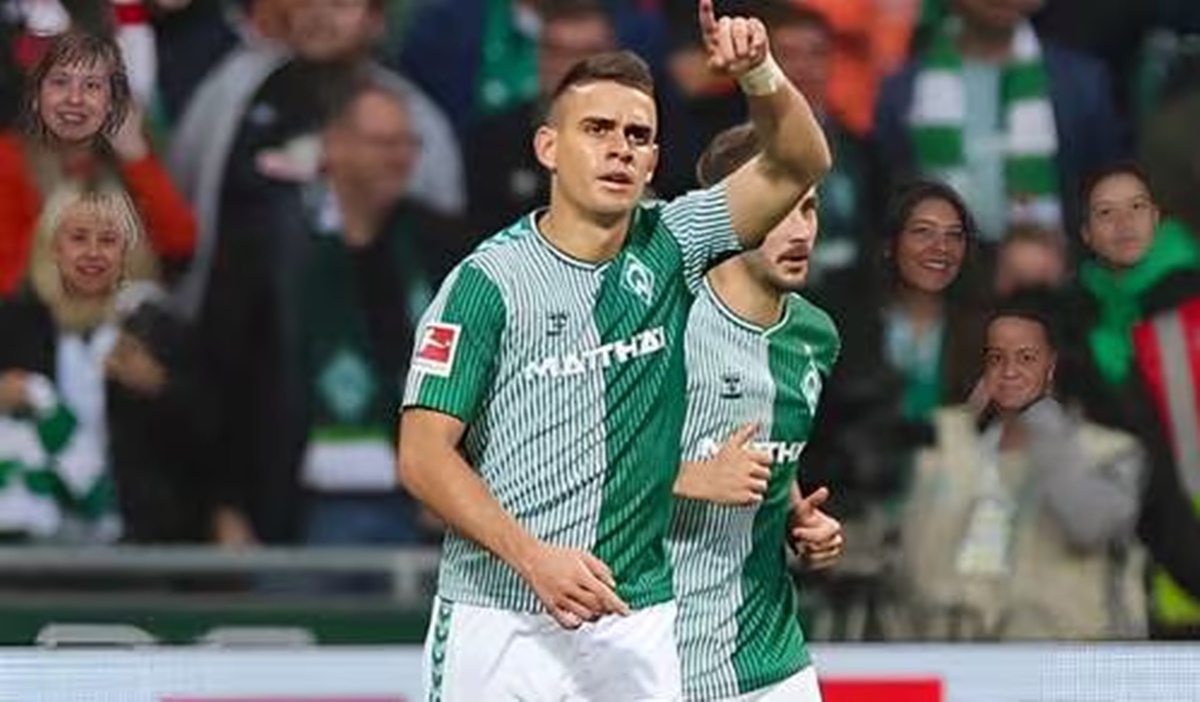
[986,288,1062,352]
[22,30,131,143]
[1080,161,1154,222]
[695,123,759,187]
[548,50,654,114]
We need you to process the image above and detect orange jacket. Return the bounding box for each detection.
[0,132,197,296]
[793,0,920,136]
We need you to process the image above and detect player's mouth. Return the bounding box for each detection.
[598,171,636,189]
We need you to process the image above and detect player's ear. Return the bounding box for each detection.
[534,124,557,173]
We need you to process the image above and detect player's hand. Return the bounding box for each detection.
[789,486,844,570]
[694,423,772,505]
[698,0,769,79]
[0,370,31,414]
[521,543,630,629]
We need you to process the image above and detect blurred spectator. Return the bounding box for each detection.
[398,0,666,134]
[1059,162,1200,638]
[653,1,746,197]
[464,0,616,235]
[901,294,1147,640]
[168,0,463,320]
[0,184,161,542]
[153,0,288,126]
[0,30,195,299]
[993,222,1068,296]
[1141,90,1200,238]
[1068,164,1199,396]
[874,0,1127,245]
[766,0,885,306]
[805,180,985,526]
[194,79,470,547]
[785,0,919,137]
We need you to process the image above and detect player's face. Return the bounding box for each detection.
[536,81,658,220]
[53,203,127,299]
[894,197,967,295]
[38,58,112,145]
[1082,173,1159,270]
[747,187,819,292]
[983,316,1055,413]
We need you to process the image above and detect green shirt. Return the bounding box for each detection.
[404,186,740,612]
[671,282,839,700]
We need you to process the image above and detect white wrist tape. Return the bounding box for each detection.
[737,54,785,97]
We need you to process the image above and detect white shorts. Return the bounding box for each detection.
[724,666,822,702]
[423,596,683,701]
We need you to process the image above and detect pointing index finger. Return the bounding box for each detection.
[698,0,719,43]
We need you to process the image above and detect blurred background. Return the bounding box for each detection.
[2,0,1200,698]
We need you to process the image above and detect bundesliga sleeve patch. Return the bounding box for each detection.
[414,322,462,377]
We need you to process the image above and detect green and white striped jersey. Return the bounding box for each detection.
[403,186,740,613]
[671,280,839,700]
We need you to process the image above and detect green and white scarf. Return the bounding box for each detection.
[910,20,1061,229]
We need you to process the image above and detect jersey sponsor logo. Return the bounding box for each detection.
[621,253,656,306]
[697,435,808,464]
[414,322,461,377]
[524,327,666,379]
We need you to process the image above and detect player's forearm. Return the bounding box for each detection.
[744,59,831,192]
[398,436,541,574]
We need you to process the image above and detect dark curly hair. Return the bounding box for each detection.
[21,30,131,145]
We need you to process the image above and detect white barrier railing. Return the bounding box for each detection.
[0,545,442,603]
[1,644,1199,702]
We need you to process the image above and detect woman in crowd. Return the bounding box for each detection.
[0,29,195,299]
[901,293,1147,640]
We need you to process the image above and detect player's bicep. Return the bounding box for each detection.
[399,408,466,464]
[661,185,741,293]
[403,263,506,424]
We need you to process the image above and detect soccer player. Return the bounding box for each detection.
[671,123,843,702]
[396,0,831,698]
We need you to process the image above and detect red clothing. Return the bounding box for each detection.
[0,132,197,296]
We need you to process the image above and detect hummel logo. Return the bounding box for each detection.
[547,311,568,337]
[721,372,743,399]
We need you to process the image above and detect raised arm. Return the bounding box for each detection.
[697,0,831,247]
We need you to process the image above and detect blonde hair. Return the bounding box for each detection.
[29,183,156,331]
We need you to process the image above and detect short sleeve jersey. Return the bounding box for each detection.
[404,186,740,612]
[671,282,840,700]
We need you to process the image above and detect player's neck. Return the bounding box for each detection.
[538,201,632,263]
[707,259,785,329]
